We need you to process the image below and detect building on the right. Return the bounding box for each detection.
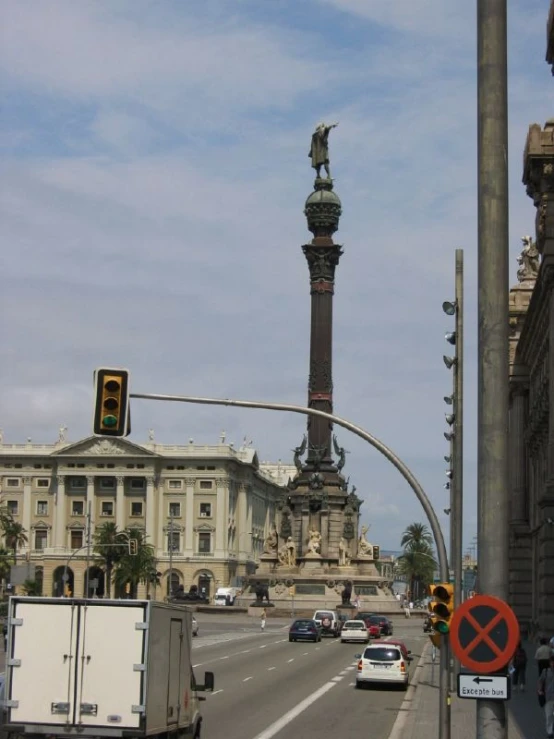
[508,118,554,637]
[547,0,554,75]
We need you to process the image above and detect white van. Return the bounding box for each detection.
[214,587,238,606]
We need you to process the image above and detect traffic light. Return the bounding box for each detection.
[372,545,380,560]
[428,583,454,634]
[93,368,130,437]
[129,538,138,555]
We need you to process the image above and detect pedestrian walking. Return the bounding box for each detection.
[260,608,266,631]
[404,606,411,619]
[510,641,527,692]
[536,637,552,677]
[537,653,554,738]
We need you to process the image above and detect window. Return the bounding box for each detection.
[7,500,18,515]
[69,477,86,490]
[36,479,50,488]
[168,480,182,490]
[130,479,145,490]
[167,466,175,471]
[72,501,84,516]
[137,464,145,469]
[169,502,181,518]
[198,532,211,553]
[207,466,215,471]
[33,464,42,469]
[6,479,20,487]
[101,501,114,517]
[36,500,49,516]
[34,529,47,550]
[199,480,213,490]
[200,503,212,518]
[99,478,115,490]
[167,531,180,552]
[70,530,84,549]
[131,502,143,517]
[176,465,185,470]
[196,466,206,470]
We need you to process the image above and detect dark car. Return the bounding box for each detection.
[363,614,394,636]
[289,619,322,643]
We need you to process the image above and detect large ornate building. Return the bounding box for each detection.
[0,432,295,600]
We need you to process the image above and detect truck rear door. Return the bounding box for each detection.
[76,602,146,728]
[9,599,78,726]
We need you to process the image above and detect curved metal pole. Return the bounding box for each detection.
[131,392,449,580]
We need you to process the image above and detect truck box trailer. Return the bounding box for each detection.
[3,597,214,739]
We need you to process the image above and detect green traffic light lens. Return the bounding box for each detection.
[102,415,118,428]
[435,622,449,634]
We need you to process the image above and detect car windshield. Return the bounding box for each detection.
[364,647,401,662]
[292,620,314,628]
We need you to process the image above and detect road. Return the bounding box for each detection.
[194,614,429,739]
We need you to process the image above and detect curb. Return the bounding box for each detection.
[387,640,431,739]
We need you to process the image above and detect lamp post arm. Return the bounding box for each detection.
[130,391,449,581]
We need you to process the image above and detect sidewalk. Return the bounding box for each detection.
[390,640,546,739]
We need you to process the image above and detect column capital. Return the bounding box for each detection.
[86,475,95,485]
[116,476,125,485]
[23,477,32,486]
[57,475,66,485]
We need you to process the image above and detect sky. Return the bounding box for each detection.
[1,0,552,555]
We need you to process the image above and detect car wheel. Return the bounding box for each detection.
[355,681,363,689]
[289,637,293,642]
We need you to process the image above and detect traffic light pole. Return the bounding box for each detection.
[131,391,451,739]
[477,1,509,738]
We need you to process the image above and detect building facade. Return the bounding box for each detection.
[0,434,295,600]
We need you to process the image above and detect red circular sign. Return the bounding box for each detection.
[450,594,520,673]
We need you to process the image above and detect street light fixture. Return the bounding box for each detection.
[443,355,456,370]
[445,413,456,426]
[444,455,452,463]
[444,483,450,490]
[444,395,454,405]
[444,508,451,515]
[442,301,456,316]
[446,470,453,479]
[444,432,455,442]
[445,332,456,345]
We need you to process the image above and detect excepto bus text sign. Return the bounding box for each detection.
[457,674,510,701]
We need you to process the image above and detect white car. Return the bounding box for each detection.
[192,616,199,637]
[340,620,370,643]
[355,642,409,688]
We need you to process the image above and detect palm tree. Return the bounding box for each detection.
[2,519,28,557]
[93,522,127,598]
[113,528,157,599]
[397,541,437,602]
[401,522,433,550]
[0,547,14,593]
[21,579,41,596]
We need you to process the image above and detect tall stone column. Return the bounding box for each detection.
[86,476,95,539]
[185,480,195,554]
[116,477,125,530]
[214,482,226,557]
[157,479,165,554]
[146,477,155,545]
[22,477,32,551]
[509,386,528,523]
[54,475,67,549]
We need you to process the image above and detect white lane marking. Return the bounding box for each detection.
[260,645,267,649]
[241,650,251,654]
[331,676,343,682]
[193,663,203,668]
[303,652,309,656]
[349,682,355,686]
[211,690,224,696]
[220,656,229,660]
[253,681,337,739]
[287,659,294,663]
[268,666,276,671]
[243,676,253,682]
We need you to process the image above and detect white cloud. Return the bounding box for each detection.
[0,0,550,552]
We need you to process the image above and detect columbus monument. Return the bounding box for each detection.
[253,124,392,610]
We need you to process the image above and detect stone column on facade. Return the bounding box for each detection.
[509,386,529,523]
[86,476,95,539]
[146,477,155,545]
[157,478,165,555]
[185,480,195,554]
[214,482,226,558]
[54,475,67,549]
[116,476,125,531]
[22,477,32,551]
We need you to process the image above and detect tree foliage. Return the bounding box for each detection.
[397,523,437,600]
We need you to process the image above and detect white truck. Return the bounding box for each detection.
[3,597,214,739]
[213,588,238,606]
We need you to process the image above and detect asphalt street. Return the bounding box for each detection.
[194,614,428,739]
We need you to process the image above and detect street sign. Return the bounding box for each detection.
[450,594,520,673]
[457,674,510,701]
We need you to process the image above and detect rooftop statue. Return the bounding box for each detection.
[309,122,338,179]
[516,235,539,282]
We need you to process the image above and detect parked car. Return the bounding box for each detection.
[364,614,394,636]
[340,620,370,644]
[312,610,340,638]
[289,619,321,643]
[384,638,412,662]
[355,643,409,689]
[192,616,199,637]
